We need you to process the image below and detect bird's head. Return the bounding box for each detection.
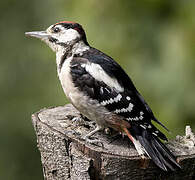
[25,21,89,52]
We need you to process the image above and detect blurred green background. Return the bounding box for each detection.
[0,0,195,179]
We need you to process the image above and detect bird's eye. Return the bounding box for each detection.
[53,27,60,33]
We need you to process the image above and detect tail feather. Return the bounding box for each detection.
[153,117,170,132]
[131,125,181,171]
[150,124,168,141]
[150,137,172,171]
[152,137,181,169]
[138,133,167,170]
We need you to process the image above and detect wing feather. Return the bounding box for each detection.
[71,51,167,140]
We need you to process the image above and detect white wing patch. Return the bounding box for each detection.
[126,96,131,101]
[100,94,122,106]
[81,63,124,92]
[114,103,134,113]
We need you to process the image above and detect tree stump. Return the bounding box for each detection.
[32,104,195,180]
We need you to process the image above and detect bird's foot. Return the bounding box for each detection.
[65,130,81,136]
[72,116,84,125]
[82,125,104,148]
[83,135,104,148]
[72,114,96,129]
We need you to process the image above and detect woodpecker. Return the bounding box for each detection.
[26,21,181,171]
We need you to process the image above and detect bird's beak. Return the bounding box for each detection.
[25,31,50,39]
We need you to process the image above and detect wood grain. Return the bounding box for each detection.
[32,104,195,180]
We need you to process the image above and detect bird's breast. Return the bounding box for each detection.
[58,56,77,102]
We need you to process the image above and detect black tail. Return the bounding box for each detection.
[131,125,181,171]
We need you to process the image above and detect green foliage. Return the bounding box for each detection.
[0,0,194,179]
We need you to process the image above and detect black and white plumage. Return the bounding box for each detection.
[25,21,181,171]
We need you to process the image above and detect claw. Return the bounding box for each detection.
[72,116,84,124]
[83,136,104,148]
[82,125,104,148]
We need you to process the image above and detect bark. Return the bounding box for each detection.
[32,104,195,180]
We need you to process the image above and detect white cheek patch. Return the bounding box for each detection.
[81,63,124,92]
[60,29,80,42]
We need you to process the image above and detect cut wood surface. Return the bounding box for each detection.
[32,104,195,180]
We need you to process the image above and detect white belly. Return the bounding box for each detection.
[58,57,110,127]
[58,56,77,102]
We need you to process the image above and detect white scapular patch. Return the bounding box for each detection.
[101,94,122,106]
[81,63,124,92]
[114,103,134,114]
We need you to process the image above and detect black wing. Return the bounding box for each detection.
[71,49,167,140]
[82,48,167,127]
[71,48,181,171]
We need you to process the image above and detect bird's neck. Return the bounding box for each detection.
[56,40,90,73]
